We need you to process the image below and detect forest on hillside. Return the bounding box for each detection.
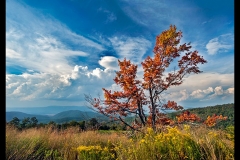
[168,103,234,129]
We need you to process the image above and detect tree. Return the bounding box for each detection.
[30,117,38,127]
[79,121,86,131]
[85,25,207,131]
[89,118,99,127]
[21,117,31,129]
[69,120,79,127]
[9,117,20,128]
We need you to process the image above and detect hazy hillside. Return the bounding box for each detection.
[50,110,108,123]
[6,110,107,124]
[6,111,50,122]
[6,106,92,115]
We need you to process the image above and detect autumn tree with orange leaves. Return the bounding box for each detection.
[85,25,208,131]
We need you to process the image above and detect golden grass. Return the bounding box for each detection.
[6,124,234,160]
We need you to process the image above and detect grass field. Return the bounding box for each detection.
[6,124,234,160]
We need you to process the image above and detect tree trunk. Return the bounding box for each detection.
[149,88,156,131]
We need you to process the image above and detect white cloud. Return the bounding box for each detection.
[92,68,104,78]
[162,89,188,102]
[161,71,233,104]
[109,36,151,63]
[98,56,119,70]
[202,86,225,101]
[71,66,88,80]
[6,48,21,59]
[206,34,234,55]
[214,86,224,95]
[179,89,189,101]
[202,87,214,94]
[226,87,234,94]
[6,82,19,89]
[190,89,205,99]
[189,87,214,99]
[6,68,234,108]
[163,85,233,106]
[170,72,234,92]
[6,0,104,76]
[6,65,116,103]
[6,31,94,74]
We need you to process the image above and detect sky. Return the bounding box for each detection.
[6,0,234,110]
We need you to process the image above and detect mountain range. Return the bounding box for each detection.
[6,106,93,115]
[6,110,107,124]
[6,106,108,124]
[6,103,234,126]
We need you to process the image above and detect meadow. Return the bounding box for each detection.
[6,123,234,160]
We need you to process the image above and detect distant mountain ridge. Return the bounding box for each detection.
[6,106,93,115]
[6,110,107,124]
[6,103,234,126]
[6,111,50,122]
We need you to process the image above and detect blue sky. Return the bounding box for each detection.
[6,0,234,110]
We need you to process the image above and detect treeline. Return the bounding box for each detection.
[6,116,126,131]
[7,103,234,131]
[168,103,234,129]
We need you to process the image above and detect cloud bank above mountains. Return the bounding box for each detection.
[6,0,234,109]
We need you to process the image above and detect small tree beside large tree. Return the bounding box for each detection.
[85,25,207,131]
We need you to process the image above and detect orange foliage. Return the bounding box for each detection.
[162,101,184,110]
[204,114,228,127]
[176,111,228,127]
[176,110,201,123]
[147,113,175,126]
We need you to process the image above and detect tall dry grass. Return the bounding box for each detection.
[6,125,128,160]
[6,124,234,160]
